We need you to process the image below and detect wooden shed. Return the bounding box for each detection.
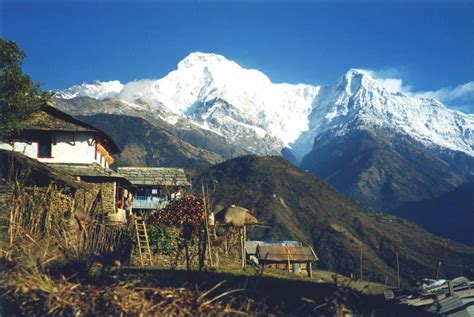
[256,244,319,277]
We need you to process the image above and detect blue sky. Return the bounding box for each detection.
[1,0,473,112]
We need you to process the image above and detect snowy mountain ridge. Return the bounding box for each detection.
[291,69,474,160]
[56,52,473,160]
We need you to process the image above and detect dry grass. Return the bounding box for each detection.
[0,175,393,316]
[0,177,275,316]
[0,263,275,316]
[215,247,387,296]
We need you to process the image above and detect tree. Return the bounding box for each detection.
[0,38,51,139]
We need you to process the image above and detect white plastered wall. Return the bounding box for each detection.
[0,131,108,167]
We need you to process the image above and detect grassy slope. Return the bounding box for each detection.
[197,155,474,285]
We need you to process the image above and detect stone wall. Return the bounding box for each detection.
[74,181,117,219]
[132,226,204,269]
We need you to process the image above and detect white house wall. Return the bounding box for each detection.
[0,132,109,168]
[0,141,38,158]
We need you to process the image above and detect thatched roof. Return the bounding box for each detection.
[256,245,318,263]
[0,149,88,189]
[21,104,119,154]
[215,205,258,227]
[117,167,190,187]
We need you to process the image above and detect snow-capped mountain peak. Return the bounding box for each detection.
[112,53,320,149]
[336,68,386,96]
[290,68,473,161]
[178,52,232,69]
[57,80,123,100]
[55,53,473,161]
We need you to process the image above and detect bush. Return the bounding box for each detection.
[148,225,177,256]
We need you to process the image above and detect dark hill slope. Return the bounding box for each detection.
[55,97,250,160]
[392,181,474,246]
[300,129,474,246]
[197,155,474,285]
[78,114,223,168]
[300,129,469,211]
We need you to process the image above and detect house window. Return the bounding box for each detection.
[38,134,52,158]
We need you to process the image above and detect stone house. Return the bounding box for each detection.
[0,103,131,223]
[117,167,191,212]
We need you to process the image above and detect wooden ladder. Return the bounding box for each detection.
[134,217,153,267]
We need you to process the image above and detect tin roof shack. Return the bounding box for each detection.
[385,277,474,316]
[256,244,319,277]
[245,240,302,263]
[117,167,191,212]
[0,104,131,223]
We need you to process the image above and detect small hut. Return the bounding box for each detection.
[215,205,259,269]
[256,244,318,277]
[245,240,301,263]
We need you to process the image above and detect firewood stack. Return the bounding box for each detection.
[148,196,205,238]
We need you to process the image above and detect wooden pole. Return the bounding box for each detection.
[240,227,244,269]
[206,185,213,266]
[243,225,246,269]
[287,248,291,272]
[185,240,190,270]
[448,281,454,296]
[201,181,213,267]
[308,262,313,277]
[396,252,400,289]
[436,261,442,279]
[359,248,363,281]
[214,250,220,267]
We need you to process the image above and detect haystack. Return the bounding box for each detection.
[215,205,258,227]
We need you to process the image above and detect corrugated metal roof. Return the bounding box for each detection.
[117,167,191,186]
[439,296,466,314]
[245,241,302,255]
[443,297,474,317]
[256,245,318,262]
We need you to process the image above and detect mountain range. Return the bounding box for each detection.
[53,52,474,245]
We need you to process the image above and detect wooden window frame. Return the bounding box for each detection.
[37,133,53,158]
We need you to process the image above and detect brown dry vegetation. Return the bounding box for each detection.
[0,154,431,316]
